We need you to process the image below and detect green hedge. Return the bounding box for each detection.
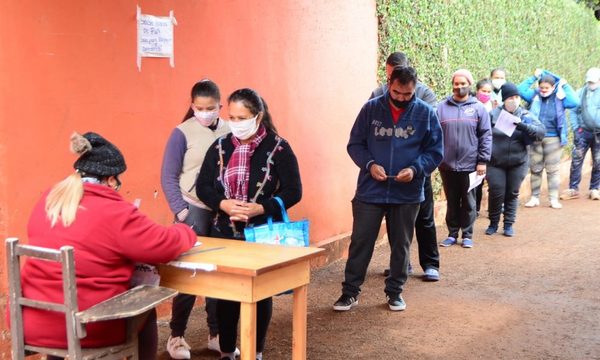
[377,0,600,197]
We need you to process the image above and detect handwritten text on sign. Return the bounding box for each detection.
[136,6,176,70]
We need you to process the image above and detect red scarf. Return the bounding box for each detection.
[223,126,267,201]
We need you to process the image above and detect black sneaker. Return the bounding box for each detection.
[387,294,407,311]
[333,294,358,311]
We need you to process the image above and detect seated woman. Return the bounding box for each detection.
[485,83,545,237]
[17,132,196,360]
[196,88,302,360]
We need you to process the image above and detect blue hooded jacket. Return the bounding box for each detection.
[347,92,444,204]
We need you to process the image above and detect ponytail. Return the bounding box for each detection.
[45,172,84,227]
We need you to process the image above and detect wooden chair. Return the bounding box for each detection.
[6,237,178,360]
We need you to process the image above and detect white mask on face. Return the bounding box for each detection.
[193,108,219,127]
[228,115,259,140]
[504,98,520,113]
[492,79,506,90]
[588,82,599,91]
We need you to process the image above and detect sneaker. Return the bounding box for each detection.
[550,199,562,209]
[485,224,498,235]
[423,268,440,281]
[440,237,457,247]
[503,225,514,237]
[167,336,191,360]
[333,294,358,311]
[208,335,240,356]
[560,189,580,200]
[590,189,600,200]
[387,294,407,311]
[524,196,539,207]
[382,263,413,277]
[462,238,473,248]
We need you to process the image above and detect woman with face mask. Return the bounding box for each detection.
[517,70,580,209]
[160,79,233,359]
[196,88,302,360]
[485,83,545,237]
[437,69,492,249]
[490,68,507,108]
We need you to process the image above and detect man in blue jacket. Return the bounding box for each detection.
[333,66,443,312]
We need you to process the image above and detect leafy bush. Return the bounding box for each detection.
[377,0,600,197]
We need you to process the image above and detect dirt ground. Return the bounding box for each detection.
[157,176,600,360]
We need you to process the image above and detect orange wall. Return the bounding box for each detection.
[0,0,377,350]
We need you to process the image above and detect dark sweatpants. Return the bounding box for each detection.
[413,176,440,270]
[440,170,476,239]
[486,162,528,227]
[343,199,419,297]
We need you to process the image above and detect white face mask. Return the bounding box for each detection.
[228,115,259,140]
[492,79,506,90]
[588,82,599,91]
[193,109,219,127]
[504,98,520,113]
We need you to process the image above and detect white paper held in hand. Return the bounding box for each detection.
[468,171,486,193]
[494,110,519,137]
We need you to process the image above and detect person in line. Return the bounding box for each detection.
[485,83,545,237]
[437,69,492,248]
[518,69,580,209]
[474,78,494,216]
[161,79,234,359]
[333,66,443,312]
[196,88,302,360]
[371,52,441,282]
[16,132,196,360]
[490,68,507,108]
[560,67,600,201]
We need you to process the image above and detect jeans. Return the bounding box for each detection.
[487,162,528,226]
[529,137,562,200]
[342,199,419,297]
[440,170,476,239]
[169,205,219,337]
[568,130,600,190]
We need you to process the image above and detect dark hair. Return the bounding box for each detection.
[476,78,492,91]
[539,75,556,86]
[386,52,410,67]
[228,88,277,134]
[389,66,417,86]
[181,79,221,122]
[490,68,506,78]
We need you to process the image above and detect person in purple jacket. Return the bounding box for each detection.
[160,79,236,359]
[437,69,492,248]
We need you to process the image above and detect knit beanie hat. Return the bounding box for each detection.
[452,69,474,85]
[71,132,126,177]
[501,82,520,101]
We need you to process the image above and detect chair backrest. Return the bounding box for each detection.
[6,237,83,360]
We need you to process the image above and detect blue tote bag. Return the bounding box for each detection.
[244,197,309,247]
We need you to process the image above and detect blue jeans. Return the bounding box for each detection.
[568,130,600,190]
[342,199,419,297]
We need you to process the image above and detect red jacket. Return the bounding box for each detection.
[18,183,196,348]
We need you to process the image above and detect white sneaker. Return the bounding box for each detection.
[524,197,540,208]
[166,336,191,360]
[550,199,563,209]
[590,189,600,200]
[208,335,240,356]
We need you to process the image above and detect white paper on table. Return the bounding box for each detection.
[494,110,519,137]
[468,171,486,193]
[166,261,216,272]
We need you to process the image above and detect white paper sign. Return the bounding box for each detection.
[136,6,177,71]
[468,171,486,193]
[494,110,519,137]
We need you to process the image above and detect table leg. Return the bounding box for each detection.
[240,301,257,360]
[292,284,308,360]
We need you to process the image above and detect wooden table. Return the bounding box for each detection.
[158,237,324,360]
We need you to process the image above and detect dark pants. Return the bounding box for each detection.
[487,163,528,227]
[170,205,219,337]
[568,130,600,190]
[209,225,272,353]
[440,170,476,239]
[47,309,158,360]
[343,199,419,297]
[475,179,485,212]
[413,176,439,270]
